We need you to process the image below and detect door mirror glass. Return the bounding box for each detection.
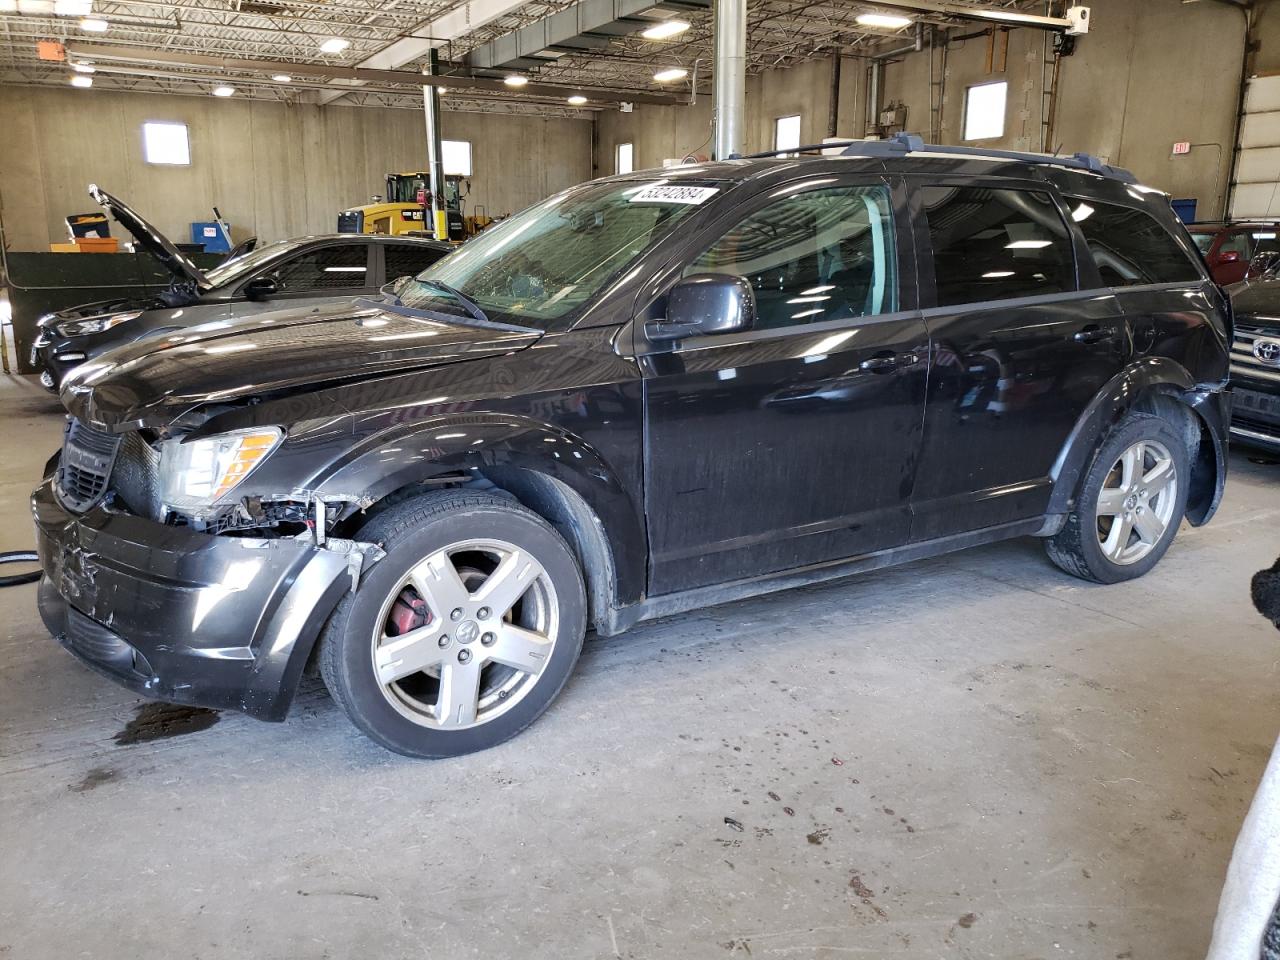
[243,276,278,301]
[1218,249,1242,264]
[646,274,756,341]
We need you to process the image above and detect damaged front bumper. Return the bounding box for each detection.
[31,477,353,720]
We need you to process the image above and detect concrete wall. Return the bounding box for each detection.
[596,54,868,173]
[0,86,593,251]
[878,0,1244,217]
[596,0,1247,219]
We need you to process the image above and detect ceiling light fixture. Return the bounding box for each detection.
[641,19,690,40]
[503,74,529,87]
[212,85,236,97]
[79,16,108,31]
[567,94,588,105]
[653,67,688,82]
[70,74,92,87]
[319,37,350,54]
[855,12,913,28]
[72,62,95,73]
[53,0,92,15]
[272,74,291,82]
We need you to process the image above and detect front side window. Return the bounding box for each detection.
[401,179,712,327]
[685,184,897,330]
[1189,231,1217,255]
[270,245,369,291]
[385,244,439,282]
[1219,231,1251,258]
[921,186,1074,306]
[1067,198,1204,286]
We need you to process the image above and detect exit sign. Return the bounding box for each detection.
[1172,141,1192,156]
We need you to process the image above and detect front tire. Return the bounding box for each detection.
[1045,412,1190,584]
[319,490,587,758]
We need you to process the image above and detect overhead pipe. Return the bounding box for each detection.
[713,0,747,159]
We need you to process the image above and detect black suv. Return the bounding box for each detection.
[32,137,1232,758]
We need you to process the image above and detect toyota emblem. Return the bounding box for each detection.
[1255,337,1280,367]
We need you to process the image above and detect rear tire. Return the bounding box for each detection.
[1045,413,1189,584]
[319,490,587,758]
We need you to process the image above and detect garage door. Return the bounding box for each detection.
[1231,75,1280,218]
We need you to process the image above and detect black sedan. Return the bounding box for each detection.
[33,185,452,389]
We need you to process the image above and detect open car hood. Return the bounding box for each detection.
[90,184,211,291]
[60,299,543,430]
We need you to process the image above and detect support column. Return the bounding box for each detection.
[713,0,746,159]
[421,50,446,240]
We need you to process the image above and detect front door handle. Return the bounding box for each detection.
[1073,326,1110,344]
[859,352,919,373]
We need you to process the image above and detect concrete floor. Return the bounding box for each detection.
[1,371,1278,960]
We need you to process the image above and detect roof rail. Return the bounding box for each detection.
[838,133,1138,183]
[733,141,861,160]
[734,133,1138,184]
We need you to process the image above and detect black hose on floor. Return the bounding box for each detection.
[0,551,41,587]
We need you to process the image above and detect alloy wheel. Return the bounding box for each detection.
[370,538,559,730]
[1094,439,1178,566]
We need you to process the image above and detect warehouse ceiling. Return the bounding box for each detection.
[0,0,1057,116]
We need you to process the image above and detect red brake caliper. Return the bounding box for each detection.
[388,590,430,635]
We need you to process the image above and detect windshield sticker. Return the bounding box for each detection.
[627,185,720,205]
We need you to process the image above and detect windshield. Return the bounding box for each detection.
[388,175,428,204]
[203,240,298,287]
[398,178,720,328]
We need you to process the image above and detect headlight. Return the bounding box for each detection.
[158,427,283,510]
[57,310,142,337]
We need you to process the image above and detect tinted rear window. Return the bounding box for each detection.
[1067,198,1203,286]
[920,186,1075,307]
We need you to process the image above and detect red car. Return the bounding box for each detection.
[1188,221,1280,285]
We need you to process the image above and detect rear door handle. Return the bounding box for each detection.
[859,352,919,373]
[1073,326,1110,344]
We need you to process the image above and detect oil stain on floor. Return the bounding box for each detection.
[114,703,220,746]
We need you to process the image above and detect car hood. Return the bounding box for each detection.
[60,299,543,429]
[90,184,211,292]
[1229,278,1280,331]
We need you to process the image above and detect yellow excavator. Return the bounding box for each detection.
[338,172,468,242]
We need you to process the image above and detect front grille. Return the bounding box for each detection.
[1232,322,1280,385]
[55,419,122,513]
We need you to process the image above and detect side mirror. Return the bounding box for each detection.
[1249,252,1280,279]
[1218,250,1242,264]
[646,274,756,342]
[243,276,278,301]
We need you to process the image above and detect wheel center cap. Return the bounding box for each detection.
[1124,494,1138,510]
[456,619,480,644]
